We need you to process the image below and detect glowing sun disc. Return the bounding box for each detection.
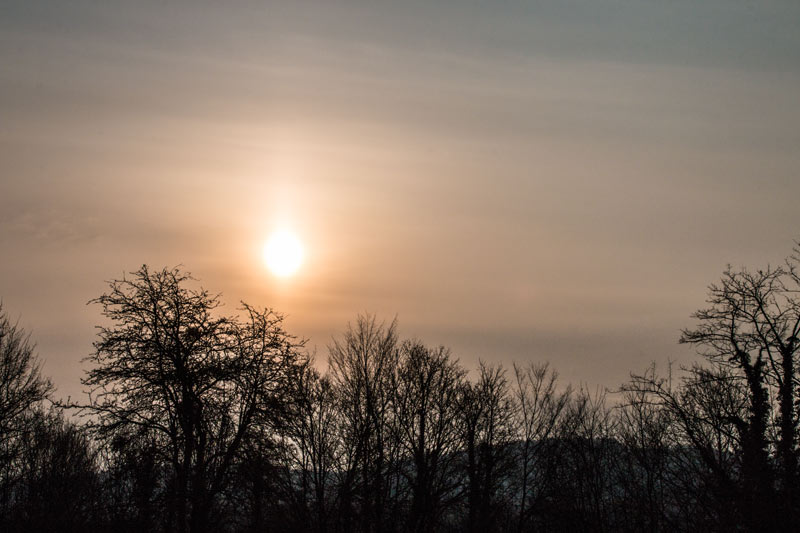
[263,230,304,277]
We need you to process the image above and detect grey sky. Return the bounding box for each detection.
[2,0,800,399]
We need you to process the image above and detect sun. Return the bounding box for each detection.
[263,230,304,277]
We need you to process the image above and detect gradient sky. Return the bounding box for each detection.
[2,0,800,401]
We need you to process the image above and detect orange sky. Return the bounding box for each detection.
[2,0,800,400]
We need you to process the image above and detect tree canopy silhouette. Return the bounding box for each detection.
[7,245,800,532]
[78,265,306,533]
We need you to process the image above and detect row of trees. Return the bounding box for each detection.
[2,250,800,531]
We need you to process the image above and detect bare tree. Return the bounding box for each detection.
[328,314,400,532]
[511,362,571,532]
[558,387,618,532]
[615,364,675,531]
[280,361,341,532]
[0,303,53,521]
[392,340,465,532]
[0,303,53,445]
[77,266,305,533]
[625,363,749,531]
[6,408,100,533]
[459,362,515,533]
[680,254,800,530]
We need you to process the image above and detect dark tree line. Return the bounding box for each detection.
[4,252,800,531]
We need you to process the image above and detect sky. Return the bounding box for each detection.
[2,0,800,401]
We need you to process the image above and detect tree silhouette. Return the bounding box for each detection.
[6,246,800,531]
[6,409,100,532]
[77,265,305,533]
[328,314,400,532]
[511,362,571,531]
[0,303,53,524]
[392,340,465,532]
[680,256,800,531]
[459,362,515,533]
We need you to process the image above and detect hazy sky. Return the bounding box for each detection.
[2,0,800,400]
